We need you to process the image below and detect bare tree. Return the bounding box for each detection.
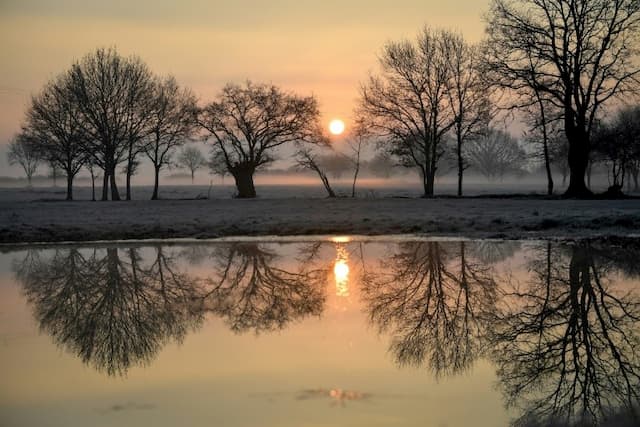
[484,0,640,197]
[523,97,564,195]
[442,32,492,196]
[466,128,527,180]
[22,74,86,199]
[198,81,324,198]
[357,26,457,197]
[177,145,206,183]
[85,157,99,201]
[296,146,337,198]
[145,76,198,199]
[68,47,155,200]
[7,134,41,187]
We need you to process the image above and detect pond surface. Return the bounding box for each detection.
[0,237,639,427]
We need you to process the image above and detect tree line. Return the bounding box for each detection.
[7,0,640,199]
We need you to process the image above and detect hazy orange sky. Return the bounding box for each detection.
[0,0,489,173]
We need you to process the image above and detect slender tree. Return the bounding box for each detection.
[7,134,41,187]
[23,75,86,199]
[442,32,492,196]
[145,76,198,199]
[177,145,206,184]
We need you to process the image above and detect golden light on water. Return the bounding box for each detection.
[334,246,350,297]
[329,119,345,135]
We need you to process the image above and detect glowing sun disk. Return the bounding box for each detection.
[329,119,345,135]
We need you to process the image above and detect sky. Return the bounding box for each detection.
[0,0,490,176]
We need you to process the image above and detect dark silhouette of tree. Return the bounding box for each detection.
[442,32,493,196]
[361,241,498,377]
[145,76,198,199]
[22,73,86,199]
[7,134,41,187]
[176,145,206,184]
[484,0,640,197]
[200,243,327,333]
[295,146,337,198]
[14,246,203,376]
[68,47,154,201]
[198,81,325,198]
[489,242,640,426]
[357,27,457,197]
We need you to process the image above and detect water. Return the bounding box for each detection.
[0,238,639,427]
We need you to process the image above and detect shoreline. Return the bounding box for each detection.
[2,197,640,244]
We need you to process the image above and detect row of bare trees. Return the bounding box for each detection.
[10,48,324,200]
[11,48,201,200]
[8,0,640,199]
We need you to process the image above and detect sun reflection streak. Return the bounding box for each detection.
[334,246,350,297]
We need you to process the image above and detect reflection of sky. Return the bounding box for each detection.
[3,239,638,426]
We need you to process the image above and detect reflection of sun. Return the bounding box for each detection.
[329,119,345,135]
[334,247,350,297]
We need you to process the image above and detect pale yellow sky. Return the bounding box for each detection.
[0,0,489,172]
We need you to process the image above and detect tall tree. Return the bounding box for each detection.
[484,0,640,197]
[7,134,41,187]
[357,27,458,197]
[23,75,86,200]
[442,32,492,196]
[145,76,198,199]
[68,47,154,201]
[198,81,325,198]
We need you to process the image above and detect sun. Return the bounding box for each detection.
[329,119,345,135]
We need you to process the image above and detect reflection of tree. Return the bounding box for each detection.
[362,242,497,377]
[15,246,203,376]
[202,243,327,334]
[490,242,640,426]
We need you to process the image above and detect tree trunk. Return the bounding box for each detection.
[232,168,256,198]
[351,163,359,198]
[65,174,73,201]
[90,172,96,201]
[101,172,109,201]
[191,170,195,184]
[564,127,592,198]
[541,131,553,196]
[151,166,160,200]
[425,169,435,198]
[319,171,336,198]
[586,161,592,189]
[110,168,120,201]
[420,169,429,198]
[125,170,132,201]
[457,138,464,197]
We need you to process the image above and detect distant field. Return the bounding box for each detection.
[0,177,627,203]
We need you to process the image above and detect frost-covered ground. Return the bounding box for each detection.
[1,184,639,243]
